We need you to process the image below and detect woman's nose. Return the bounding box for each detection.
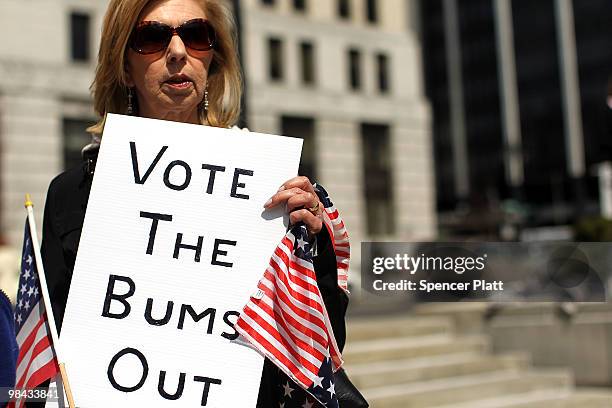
[166,34,187,62]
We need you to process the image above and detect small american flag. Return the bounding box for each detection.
[236,185,350,407]
[12,220,59,407]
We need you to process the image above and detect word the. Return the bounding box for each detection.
[140,211,237,266]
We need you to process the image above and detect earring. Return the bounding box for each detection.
[127,87,134,115]
[202,84,209,113]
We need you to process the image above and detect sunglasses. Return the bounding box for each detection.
[129,18,216,55]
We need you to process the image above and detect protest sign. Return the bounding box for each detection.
[56,114,303,407]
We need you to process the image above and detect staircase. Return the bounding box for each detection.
[344,315,612,407]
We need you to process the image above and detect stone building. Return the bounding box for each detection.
[0,0,435,293]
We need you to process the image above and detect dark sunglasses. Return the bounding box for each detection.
[129,18,216,55]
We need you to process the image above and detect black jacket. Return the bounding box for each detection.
[39,154,349,407]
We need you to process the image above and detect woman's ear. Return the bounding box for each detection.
[124,62,135,87]
[125,71,135,87]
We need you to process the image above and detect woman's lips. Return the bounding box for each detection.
[162,80,194,93]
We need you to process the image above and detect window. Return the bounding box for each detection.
[338,0,351,19]
[261,0,275,6]
[70,12,90,62]
[268,38,284,81]
[348,48,362,90]
[366,0,378,23]
[293,0,307,12]
[361,123,394,235]
[282,116,317,181]
[300,42,315,85]
[63,118,95,170]
[376,53,390,93]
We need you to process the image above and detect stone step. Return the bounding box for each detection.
[433,388,612,408]
[347,316,453,341]
[432,389,572,408]
[412,303,488,334]
[567,389,612,408]
[345,351,529,388]
[413,303,488,316]
[343,334,490,364]
[483,302,612,317]
[362,369,572,408]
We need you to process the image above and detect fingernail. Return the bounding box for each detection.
[278,185,285,192]
[264,198,272,208]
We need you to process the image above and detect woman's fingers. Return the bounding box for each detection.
[286,192,318,213]
[263,176,322,235]
[278,176,316,196]
[264,187,304,209]
[264,176,318,209]
[290,209,323,235]
[264,187,318,210]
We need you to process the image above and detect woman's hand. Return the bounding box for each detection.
[264,176,323,237]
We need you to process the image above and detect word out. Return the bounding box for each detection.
[107,347,222,406]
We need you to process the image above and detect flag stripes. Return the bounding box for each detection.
[236,184,349,406]
[13,221,59,407]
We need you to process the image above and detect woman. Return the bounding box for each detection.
[39,0,348,407]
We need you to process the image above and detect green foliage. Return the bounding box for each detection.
[574,216,612,241]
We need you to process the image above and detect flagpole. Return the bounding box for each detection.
[24,194,76,408]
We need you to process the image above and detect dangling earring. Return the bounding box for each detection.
[204,86,209,112]
[201,84,209,113]
[127,87,134,115]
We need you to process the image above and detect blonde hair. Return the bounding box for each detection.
[87,0,242,135]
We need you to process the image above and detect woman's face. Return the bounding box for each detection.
[126,0,213,123]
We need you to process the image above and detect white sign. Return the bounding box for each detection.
[58,114,303,407]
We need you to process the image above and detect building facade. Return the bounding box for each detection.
[0,0,105,247]
[0,0,436,291]
[240,0,436,251]
[421,0,612,233]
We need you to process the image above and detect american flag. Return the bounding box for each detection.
[12,220,59,407]
[236,184,350,407]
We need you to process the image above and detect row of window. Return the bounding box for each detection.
[262,0,379,24]
[281,116,394,235]
[69,0,383,64]
[268,38,391,93]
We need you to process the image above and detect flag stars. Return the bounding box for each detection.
[24,301,30,311]
[23,268,31,280]
[26,255,32,265]
[326,382,335,398]
[302,399,314,408]
[27,286,34,297]
[283,381,294,398]
[34,287,39,297]
[16,314,22,325]
[20,284,27,295]
[18,299,23,310]
[312,375,324,389]
[297,237,307,251]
